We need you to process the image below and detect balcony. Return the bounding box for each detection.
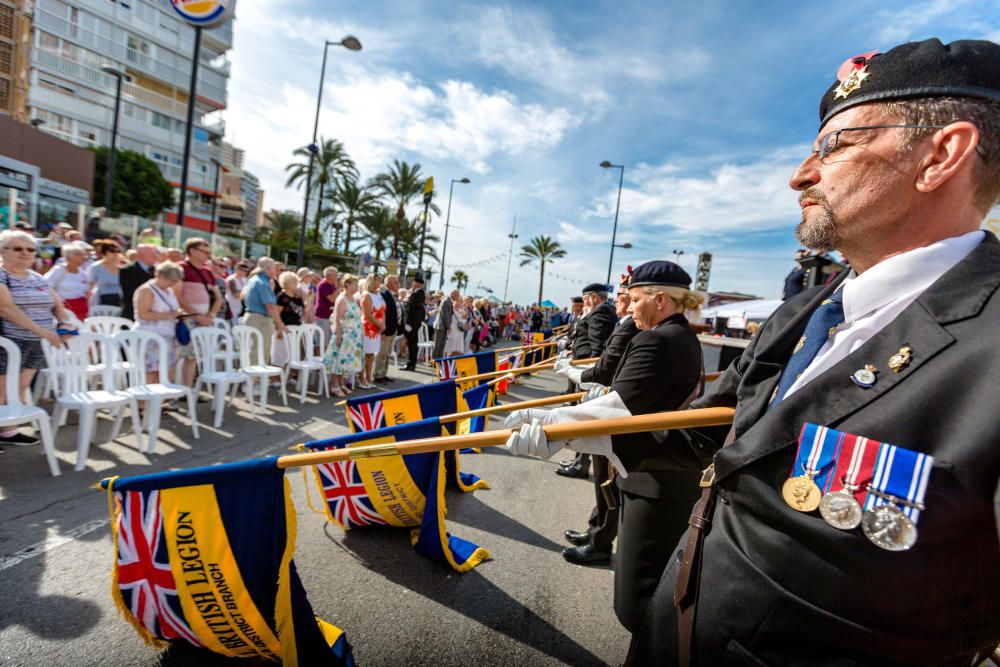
[35,7,228,106]
[30,84,110,126]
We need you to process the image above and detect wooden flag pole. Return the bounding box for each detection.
[456,356,598,384]
[276,407,736,468]
[439,391,586,424]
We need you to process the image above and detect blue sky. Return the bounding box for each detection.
[222,0,1000,306]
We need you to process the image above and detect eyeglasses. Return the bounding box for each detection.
[812,124,946,160]
[191,245,210,253]
[105,249,121,254]
[4,246,37,254]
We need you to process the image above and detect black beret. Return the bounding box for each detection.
[820,38,1000,129]
[571,296,584,304]
[628,260,691,289]
[411,273,425,284]
[582,282,608,295]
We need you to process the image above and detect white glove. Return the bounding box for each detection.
[557,339,568,352]
[505,418,565,459]
[563,365,588,384]
[553,357,571,373]
[503,408,554,430]
[548,391,633,478]
[557,349,571,360]
[405,324,412,332]
[581,384,608,402]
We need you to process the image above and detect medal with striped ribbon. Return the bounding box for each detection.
[781,423,845,513]
[861,444,934,551]
[819,433,880,530]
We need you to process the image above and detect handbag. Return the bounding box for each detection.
[151,284,190,345]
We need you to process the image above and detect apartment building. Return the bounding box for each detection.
[217,139,261,237]
[26,0,233,231]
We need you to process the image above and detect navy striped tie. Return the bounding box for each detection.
[769,291,845,409]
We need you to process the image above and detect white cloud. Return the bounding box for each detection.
[873,0,980,44]
[584,147,809,235]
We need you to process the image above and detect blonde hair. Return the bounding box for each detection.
[361,272,381,293]
[278,270,299,290]
[340,273,358,288]
[155,260,184,281]
[643,285,704,320]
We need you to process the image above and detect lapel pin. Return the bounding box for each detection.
[888,345,913,373]
[851,364,878,388]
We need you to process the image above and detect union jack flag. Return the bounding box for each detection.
[316,461,387,529]
[438,359,458,380]
[348,401,385,432]
[116,490,202,646]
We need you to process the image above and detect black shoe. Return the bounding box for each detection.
[558,459,577,467]
[562,544,611,565]
[0,431,39,446]
[555,464,589,479]
[564,529,590,546]
[402,365,416,372]
[373,376,394,383]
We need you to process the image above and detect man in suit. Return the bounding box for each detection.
[119,243,158,320]
[556,279,642,565]
[530,39,1000,664]
[375,274,401,381]
[402,274,427,371]
[557,283,619,479]
[431,288,456,362]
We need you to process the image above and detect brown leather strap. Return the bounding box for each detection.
[675,424,736,666]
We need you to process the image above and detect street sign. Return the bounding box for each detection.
[168,0,234,28]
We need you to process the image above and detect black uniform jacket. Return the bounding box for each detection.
[405,287,426,329]
[381,289,400,336]
[629,234,1000,665]
[573,301,617,360]
[609,313,702,498]
[119,261,154,321]
[580,315,639,385]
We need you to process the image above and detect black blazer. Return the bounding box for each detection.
[631,234,1000,665]
[580,315,639,385]
[607,314,702,499]
[119,261,154,320]
[405,287,426,329]
[381,289,399,336]
[574,301,617,360]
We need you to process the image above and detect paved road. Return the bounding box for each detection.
[0,348,630,666]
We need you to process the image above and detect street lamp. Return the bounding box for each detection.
[438,177,470,290]
[672,249,685,264]
[615,242,633,249]
[297,35,363,267]
[101,65,126,216]
[600,160,625,285]
[208,157,222,234]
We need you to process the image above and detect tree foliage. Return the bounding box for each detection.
[284,137,358,245]
[451,270,469,291]
[90,146,174,217]
[519,235,566,305]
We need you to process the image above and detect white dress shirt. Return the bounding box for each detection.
[784,230,984,398]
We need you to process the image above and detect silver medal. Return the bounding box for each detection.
[861,503,917,551]
[819,490,863,530]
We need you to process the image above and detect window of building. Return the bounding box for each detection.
[122,102,137,117]
[76,123,98,146]
[38,76,75,96]
[150,111,171,130]
[38,31,59,54]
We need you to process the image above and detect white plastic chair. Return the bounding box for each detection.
[0,337,58,475]
[189,327,252,428]
[112,330,199,453]
[89,304,122,318]
[83,316,133,337]
[417,323,434,363]
[210,317,239,371]
[48,332,141,471]
[391,334,403,369]
[286,324,328,402]
[231,325,287,413]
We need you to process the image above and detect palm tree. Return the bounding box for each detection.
[358,205,395,264]
[451,270,470,291]
[284,137,357,245]
[519,235,566,305]
[258,210,302,246]
[370,160,439,258]
[317,178,378,254]
[399,215,441,265]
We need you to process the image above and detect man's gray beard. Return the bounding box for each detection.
[795,205,839,253]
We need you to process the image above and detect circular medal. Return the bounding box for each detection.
[861,504,917,551]
[850,368,876,388]
[819,490,863,529]
[781,475,822,512]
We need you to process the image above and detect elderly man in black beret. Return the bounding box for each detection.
[510,38,1000,664]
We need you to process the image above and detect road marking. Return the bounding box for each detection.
[0,518,110,572]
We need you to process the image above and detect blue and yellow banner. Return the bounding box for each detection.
[345,380,458,432]
[304,417,490,572]
[433,350,499,384]
[104,458,353,665]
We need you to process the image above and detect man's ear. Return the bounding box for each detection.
[914,121,980,194]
